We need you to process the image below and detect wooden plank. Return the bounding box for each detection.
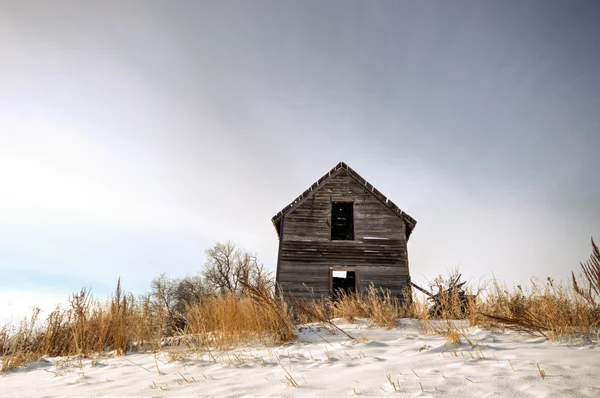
[275,214,285,291]
[280,254,404,263]
[281,248,405,256]
[278,264,409,273]
[283,240,406,247]
[279,253,406,261]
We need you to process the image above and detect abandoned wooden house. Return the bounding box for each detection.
[272,162,417,301]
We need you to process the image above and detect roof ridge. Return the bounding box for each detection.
[271,161,416,238]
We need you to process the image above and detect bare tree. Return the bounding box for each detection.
[150,273,207,334]
[203,241,273,295]
[150,274,178,334]
[173,275,207,315]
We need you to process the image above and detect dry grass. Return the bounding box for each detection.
[332,285,406,329]
[572,238,600,307]
[406,241,600,343]
[444,328,461,345]
[1,280,295,373]
[4,273,599,372]
[404,271,598,344]
[478,278,600,340]
[299,284,406,329]
[406,275,599,344]
[478,239,600,340]
[0,279,162,372]
[3,238,600,372]
[185,285,295,349]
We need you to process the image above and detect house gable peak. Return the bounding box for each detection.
[271,161,417,239]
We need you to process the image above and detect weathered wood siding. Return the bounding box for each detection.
[276,169,410,300]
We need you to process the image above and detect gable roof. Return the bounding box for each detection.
[271,161,417,239]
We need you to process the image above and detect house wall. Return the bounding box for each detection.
[276,169,410,300]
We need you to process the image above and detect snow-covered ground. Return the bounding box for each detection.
[2,319,599,397]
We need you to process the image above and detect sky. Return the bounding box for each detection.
[1,1,599,325]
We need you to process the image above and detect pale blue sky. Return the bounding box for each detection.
[1,1,599,323]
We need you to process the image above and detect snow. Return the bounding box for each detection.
[2,319,599,397]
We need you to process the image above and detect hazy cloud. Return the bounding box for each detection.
[1,1,599,320]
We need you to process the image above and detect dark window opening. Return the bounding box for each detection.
[331,271,356,300]
[331,202,354,240]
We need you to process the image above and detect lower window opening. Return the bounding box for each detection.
[331,270,356,300]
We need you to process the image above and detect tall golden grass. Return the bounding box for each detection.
[325,285,407,329]
[2,239,599,372]
[0,281,296,372]
[476,239,600,340]
[478,278,599,339]
[0,279,159,372]
[186,285,295,349]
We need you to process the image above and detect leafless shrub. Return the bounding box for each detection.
[203,241,273,295]
[150,274,207,335]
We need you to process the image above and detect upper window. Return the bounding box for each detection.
[331,202,354,240]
